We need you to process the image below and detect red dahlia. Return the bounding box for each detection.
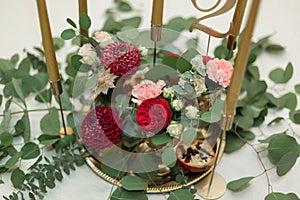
[100,42,141,76]
[136,98,172,134]
[80,106,122,150]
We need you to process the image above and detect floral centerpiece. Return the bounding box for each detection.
[71,18,234,190]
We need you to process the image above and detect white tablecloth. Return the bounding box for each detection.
[0,0,300,199]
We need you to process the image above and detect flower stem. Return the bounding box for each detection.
[0,108,58,117]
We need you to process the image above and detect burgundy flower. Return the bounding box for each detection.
[202,56,214,65]
[136,98,172,134]
[80,106,122,150]
[100,42,141,76]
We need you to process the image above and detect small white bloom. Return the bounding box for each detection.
[193,75,207,96]
[93,31,113,48]
[163,87,175,99]
[171,99,183,111]
[178,78,187,88]
[185,105,200,119]
[78,43,98,65]
[166,121,182,138]
[138,46,148,57]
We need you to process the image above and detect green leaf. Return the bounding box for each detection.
[276,151,298,176]
[295,84,300,95]
[101,153,128,178]
[267,117,284,126]
[10,54,19,66]
[258,133,286,144]
[66,18,77,28]
[0,110,11,134]
[21,142,40,160]
[168,189,195,200]
[102,16,122,33]
[35,89,52,103]
[225,131,245,153]
[120,175,148,191]
[53,37,65,51]
[0,131,13,147]
[12,78,25,104]
[227,176,255,191]
[111,187,148,200]
[176,48,199,73]
[265,192,290,200]
[121,17,141,28]
[61,29,76,40]
[40,108,60,135]
[286,193,300,200]
[38,134,60,146]
[162,147,177,167]
[269,62,293,84]
[265,44,285,53]
[0,94,2,106]
[5,152,22,169]
[151,132,173,145]
[18,57,31,73]
[182,128,197,143]
[289,110,300,124]
[79,13,91,30]
[14,112,31,142]
[117,1,132,12]
[11,168,25,189]
[268,134,299,162]
[214,45,228,59]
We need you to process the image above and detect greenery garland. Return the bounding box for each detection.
[0,1,300,199]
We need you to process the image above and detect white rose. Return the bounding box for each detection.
[171,99,183,111]
[166,121,182,138]
[138,46,148,57]
[185,105,200,119]
[163,87,175,99]
[78,43,98,65]
[93,31,113,48]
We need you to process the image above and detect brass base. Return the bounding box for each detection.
[195,172,227,199]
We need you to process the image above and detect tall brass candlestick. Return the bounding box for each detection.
[224,0,261,130]
[227,0,248,57]
[36,0,67,135]
[78,0,88,44]
[151,0,164,64]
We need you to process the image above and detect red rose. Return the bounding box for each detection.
[136,98,172,134]
[202,56,214,65]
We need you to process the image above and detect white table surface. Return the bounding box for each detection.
[1,0,300,199]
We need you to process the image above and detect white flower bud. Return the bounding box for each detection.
[185,105,200,119]
[166,121,182,138]
[138,46,148,57]
[163,87,175,99]
[171,99,183,111]
[93,31,113,48]
[78,43,99,65]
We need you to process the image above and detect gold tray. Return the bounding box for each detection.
[85,130,226,193]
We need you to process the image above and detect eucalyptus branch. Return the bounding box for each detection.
[0,108,62,117]
[231,129,273,193]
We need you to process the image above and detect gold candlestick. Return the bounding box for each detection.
[224,0,261,130]
[78,0,88,45]
[227,0,248,58]
[151,0,164,64]
[36,0,67,135]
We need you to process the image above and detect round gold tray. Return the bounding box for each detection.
[85,129,226,193]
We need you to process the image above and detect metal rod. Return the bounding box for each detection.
[153,41,157,65]
[57,94,67,135]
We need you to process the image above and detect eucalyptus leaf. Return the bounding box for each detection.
[67,18,77,28]
[182,128,197,143]
[117,1,132,12]
[286,193,300,200]
[18,57,31,73]
[5,152,22,169]
[21,142,40,160]
[12,78,25,104]
[0,131,13,147]
[40,108,60,135]
[289,110,300,124]
[227,176,255,191]
[151,132,173,145]
[258,133,286,144]
[53,37,65,51]
[265,192,291,200]
[120,175,148,191]
[61,29,76,40]
[269,62,293,84]
[0,110,11,134]
[121,17,141,28]
[267,117,284,126]
[162,147,177,167]
[295,84,300,95]
[11,168,25,189]
[0,94,2,106]
[225,131,245,153]
[268,134,299,162]
[168,189,195,200]
[111,187,148,200]
[79,13,91,30]
[276,151,298,176]
[265,44,285,53]
[38,135,60,146]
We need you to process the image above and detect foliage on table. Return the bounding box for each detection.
[0,0,300,199]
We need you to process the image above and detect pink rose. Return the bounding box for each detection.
[206,58,234,87]
[132,80,166,104]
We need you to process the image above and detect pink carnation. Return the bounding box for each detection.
[132,80,166,105]
[206,58,233,87]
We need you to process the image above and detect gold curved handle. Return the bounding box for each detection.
[190,0,237,38]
